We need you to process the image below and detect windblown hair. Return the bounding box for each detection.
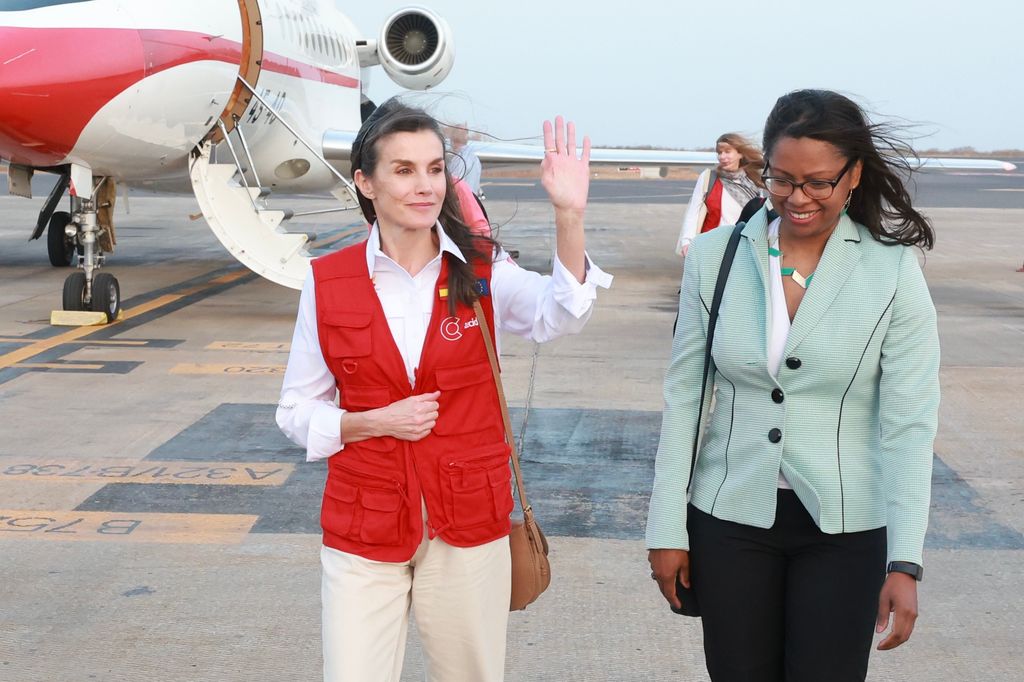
[716,132,765,187]
[762,89,934,249]
[350,98,498,313]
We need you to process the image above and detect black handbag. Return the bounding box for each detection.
[671,222,744,617]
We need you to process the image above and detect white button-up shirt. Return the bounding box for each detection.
[276,222,613,462]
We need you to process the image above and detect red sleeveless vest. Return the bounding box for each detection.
[312,240,512,562]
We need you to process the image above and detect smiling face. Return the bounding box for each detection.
[353,129,447,234]
[716,142,743,172]
[766,136,862,241]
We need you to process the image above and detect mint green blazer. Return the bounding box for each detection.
[646,211,940,566]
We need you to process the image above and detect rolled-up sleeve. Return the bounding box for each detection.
[491,249,612,342]
[275,272,345,463]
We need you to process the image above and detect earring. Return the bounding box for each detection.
[841,190,853,214]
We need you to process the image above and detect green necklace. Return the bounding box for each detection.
[768,236,815,289]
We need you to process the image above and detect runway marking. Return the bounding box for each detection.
[171,363,286,375]
[16,362,105,371]
[206,341,291,352]
[0,458,294,486]
[981,188,1024,192]
[0,339,163,347]
[0,510,257,544]
[0,269,250,371]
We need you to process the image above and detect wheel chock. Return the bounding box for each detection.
[50,310,124,326]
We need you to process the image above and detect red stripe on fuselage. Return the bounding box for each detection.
[0,26,357,166]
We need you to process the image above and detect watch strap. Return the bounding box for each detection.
[887,560,924,581]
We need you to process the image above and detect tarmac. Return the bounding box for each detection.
[0,174,1022,681]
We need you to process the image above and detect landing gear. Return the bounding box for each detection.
[47,211,76,267]
[62,271,87,310]
[59,190,121,322]
[90,272,120,321]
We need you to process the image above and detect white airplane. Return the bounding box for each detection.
[1,0,1016,322]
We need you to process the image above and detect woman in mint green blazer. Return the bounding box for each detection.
[647,90,940,682]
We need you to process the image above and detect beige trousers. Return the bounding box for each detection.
[321,526,511,682]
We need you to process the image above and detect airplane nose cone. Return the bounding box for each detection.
[0,27,145,166]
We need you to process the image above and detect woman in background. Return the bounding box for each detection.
[676,133,764,257]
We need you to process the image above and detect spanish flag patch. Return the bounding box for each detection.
[439,287,449,299]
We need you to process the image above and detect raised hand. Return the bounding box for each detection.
[541,115,591,212]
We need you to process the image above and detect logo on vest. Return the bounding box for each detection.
[440,317,463,341]
[440,316,479,341]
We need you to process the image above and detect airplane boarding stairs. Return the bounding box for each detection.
[188,133,360,290]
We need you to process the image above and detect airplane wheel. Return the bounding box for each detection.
[62,271,87,311]
[47,211,75,267]
[90,272,120,322]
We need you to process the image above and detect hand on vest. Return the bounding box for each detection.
[875,572,919,651]
[372,390,441,442]
[648,548,690,611]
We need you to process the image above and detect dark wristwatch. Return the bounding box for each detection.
[887,561,924,582]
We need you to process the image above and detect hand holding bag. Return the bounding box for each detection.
[473,301,551,611]
[671,221,744,617]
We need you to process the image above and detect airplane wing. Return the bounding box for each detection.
[912,158,1017,171]
[324,133,1017,172]
[468,141,719,167]
[469,141,1017,172]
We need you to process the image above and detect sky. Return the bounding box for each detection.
[339,0,1022,152]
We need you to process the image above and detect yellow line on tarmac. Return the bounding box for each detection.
[0,510,258,544]
[16,363,105,371]
[0,269,249,370]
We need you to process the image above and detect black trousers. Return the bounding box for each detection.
[688,490,887,682]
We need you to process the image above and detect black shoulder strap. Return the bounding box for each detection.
[687,222,744,491]
[738,196,766,225]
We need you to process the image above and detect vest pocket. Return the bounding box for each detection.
[323,312,373,358]
[358,488,404,545]
[321,478,358,538]
[440,443,514,529]
[322,463,407,546]
[433,361,495,435]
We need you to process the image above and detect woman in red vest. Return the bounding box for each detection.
[276,99,611,682]
[675,133,765,257]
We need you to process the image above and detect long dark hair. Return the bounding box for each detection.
[762,90,934,249]
[350,98,498,313]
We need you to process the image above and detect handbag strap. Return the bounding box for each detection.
[473,300,532,514]
[687,222,744,490]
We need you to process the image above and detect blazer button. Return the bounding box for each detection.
[771,388,784,404]
[786,357,802,370]
[768,428,782,443]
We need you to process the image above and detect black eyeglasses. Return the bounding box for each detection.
[762,158,856,200]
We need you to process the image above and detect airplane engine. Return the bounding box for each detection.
[377,7,454,91]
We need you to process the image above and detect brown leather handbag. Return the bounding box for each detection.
[474,301,551,611]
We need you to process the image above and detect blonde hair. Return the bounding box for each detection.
[716,132,765,187]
